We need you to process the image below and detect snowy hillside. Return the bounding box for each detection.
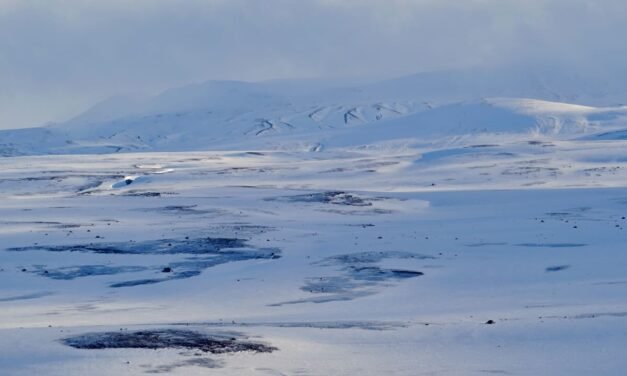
[2,67,627,156]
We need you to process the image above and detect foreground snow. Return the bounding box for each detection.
[1,135,627,375]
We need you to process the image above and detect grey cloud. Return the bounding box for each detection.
[0,0,626,128]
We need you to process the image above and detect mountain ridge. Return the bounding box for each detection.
[2,66,627,156]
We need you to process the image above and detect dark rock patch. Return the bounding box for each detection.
[62,329,276,354]
[272,251,429,306]
[123,191,162,197]
[317,251,434,266]
[141,205,225,215]
[545,265,570,272]
[110,271,203,288]
[516,243,586,248]
[465,242,508,247]
[11,237,281,288]
[110,248,280,288]
[266,191,377,207]
[8,237,250,255]
[34,265,147,280]
[466,144,499,148]
[348,266,423,281]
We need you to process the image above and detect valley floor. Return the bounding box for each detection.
[1,141,626,375]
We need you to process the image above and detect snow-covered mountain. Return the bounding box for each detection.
[2,66,627,156]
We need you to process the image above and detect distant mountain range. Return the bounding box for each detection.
[2,65,627,156]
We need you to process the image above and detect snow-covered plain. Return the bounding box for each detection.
[1,73,627,375]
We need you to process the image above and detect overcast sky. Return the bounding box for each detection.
[1,0,626,129]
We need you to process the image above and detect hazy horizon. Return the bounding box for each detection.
[2,0,627,129]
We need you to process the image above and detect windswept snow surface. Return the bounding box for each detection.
[2,73,627,374]
[2,137,627,375]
